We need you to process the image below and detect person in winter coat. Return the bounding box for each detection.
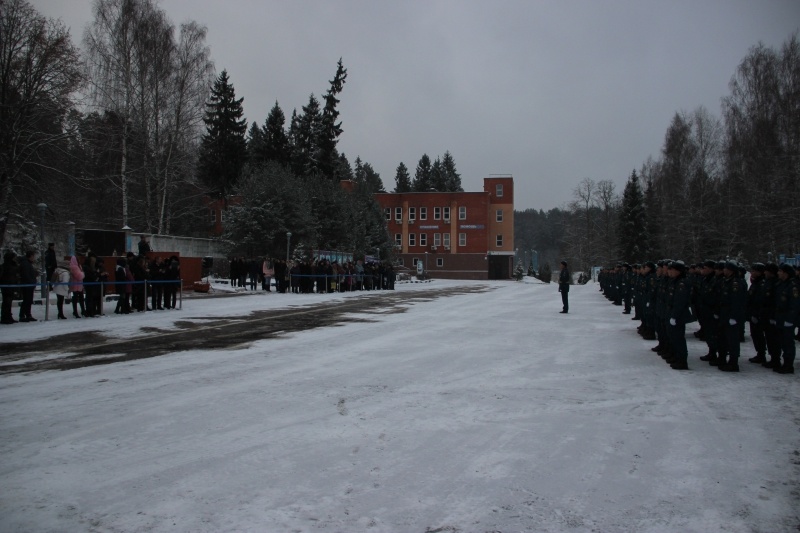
[163,256,180,309]
[52,261,71,319]
[262,258,273,291]
[114,258,132,314]
[18,250,38,322]
[69,255,86,318]
[1,251,20,324]
[558,260,570,314]
[83,254,99,317]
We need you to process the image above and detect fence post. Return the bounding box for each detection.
[179,279,183,310]
[44,284,50,321]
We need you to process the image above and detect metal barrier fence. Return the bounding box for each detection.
[0,280,183,321]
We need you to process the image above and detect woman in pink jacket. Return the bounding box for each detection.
[69,256,86,318]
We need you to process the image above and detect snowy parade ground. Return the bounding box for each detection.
[1,279,798,532]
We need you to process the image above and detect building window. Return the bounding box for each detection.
[210,209,216,223]
[409,233,416,247]
[420,233,427,246]
[443,233,451,248]
[395,233,402,246]
[433,233,441,247]
[459,206,466,220]
[443,207,451,221]
[496,209,503,222]
[459,233,466,246]
[395,206,402,221]
[496,184,504,197]
[412,257,419,267]
[496,234,503,247]
[409,207,416,221]
[434,207,441,220]
[420,207,427,220]
[436,258,444,267]
[385,208,391,221]
[220,210,226,223]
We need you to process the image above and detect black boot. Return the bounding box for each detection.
[748,353,766,364]
[700,351,716,362]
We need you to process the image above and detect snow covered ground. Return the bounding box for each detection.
[0,279,797,532]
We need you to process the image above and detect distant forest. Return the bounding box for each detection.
[516,32,800,274]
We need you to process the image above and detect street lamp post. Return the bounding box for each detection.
[37,203,47,298]
[286,232,292,262]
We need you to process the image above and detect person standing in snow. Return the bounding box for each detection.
[558,260,570,313]
[772,263,799,374]
[665,260,692,370]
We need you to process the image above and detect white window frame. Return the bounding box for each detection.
[419,207,427,220]
[496,184,503,197]
[385,208,391,221]
[443,207,451,221]
[496,234,503,247]
[210,209,216,224]
[459,206,466,220]
[443,233,451,248]
[409,233,416,247]
[434,207,441,220]
[436,258,444,267]
[395,233,402,246]
[420,233,427,246]
[408,207,416,221]
[459,233,466,246]
[433,233,441,247]
[496,209,503,223]
[395,206,402,221]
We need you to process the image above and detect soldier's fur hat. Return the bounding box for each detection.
[765,262,779,274]
[779,263,796,276]
[750,262,766,272]
[702,260,716,269]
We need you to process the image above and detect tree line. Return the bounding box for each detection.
[0,0,466,260]
[516,32,800,276]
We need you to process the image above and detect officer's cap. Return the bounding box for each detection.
[724,260,739,271]
[750,262,766,272]
[702,260,716,269]
[765,262,779,274]
[669,260,686,272]
[645,261,656,270]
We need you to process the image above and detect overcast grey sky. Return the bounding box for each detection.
[32,0,800,211]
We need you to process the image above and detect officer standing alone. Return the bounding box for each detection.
[558,260,570,314]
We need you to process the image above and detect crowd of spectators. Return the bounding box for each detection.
[226,257,396,294]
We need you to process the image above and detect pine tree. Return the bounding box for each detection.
[413,154,433,191]
[394,162,412,192]
[197,70,248,200]
[354,157,384,194]
[617,170,649,262]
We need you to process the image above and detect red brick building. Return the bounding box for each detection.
[374,176,515,280]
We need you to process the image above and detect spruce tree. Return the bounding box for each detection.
[318,58,347,180]
[430,157,446,191]
[197,69,248,200]
[290,94,322,177]
[394,162,412,192]
[617,170,649,262]
[442,151,463,191]
[413,154,433,191]
[263,101,291,168]
[246,121,265,166]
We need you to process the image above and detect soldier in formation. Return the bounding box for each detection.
[599,257,798,374]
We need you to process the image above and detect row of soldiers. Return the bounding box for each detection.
[598,260,798,374]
